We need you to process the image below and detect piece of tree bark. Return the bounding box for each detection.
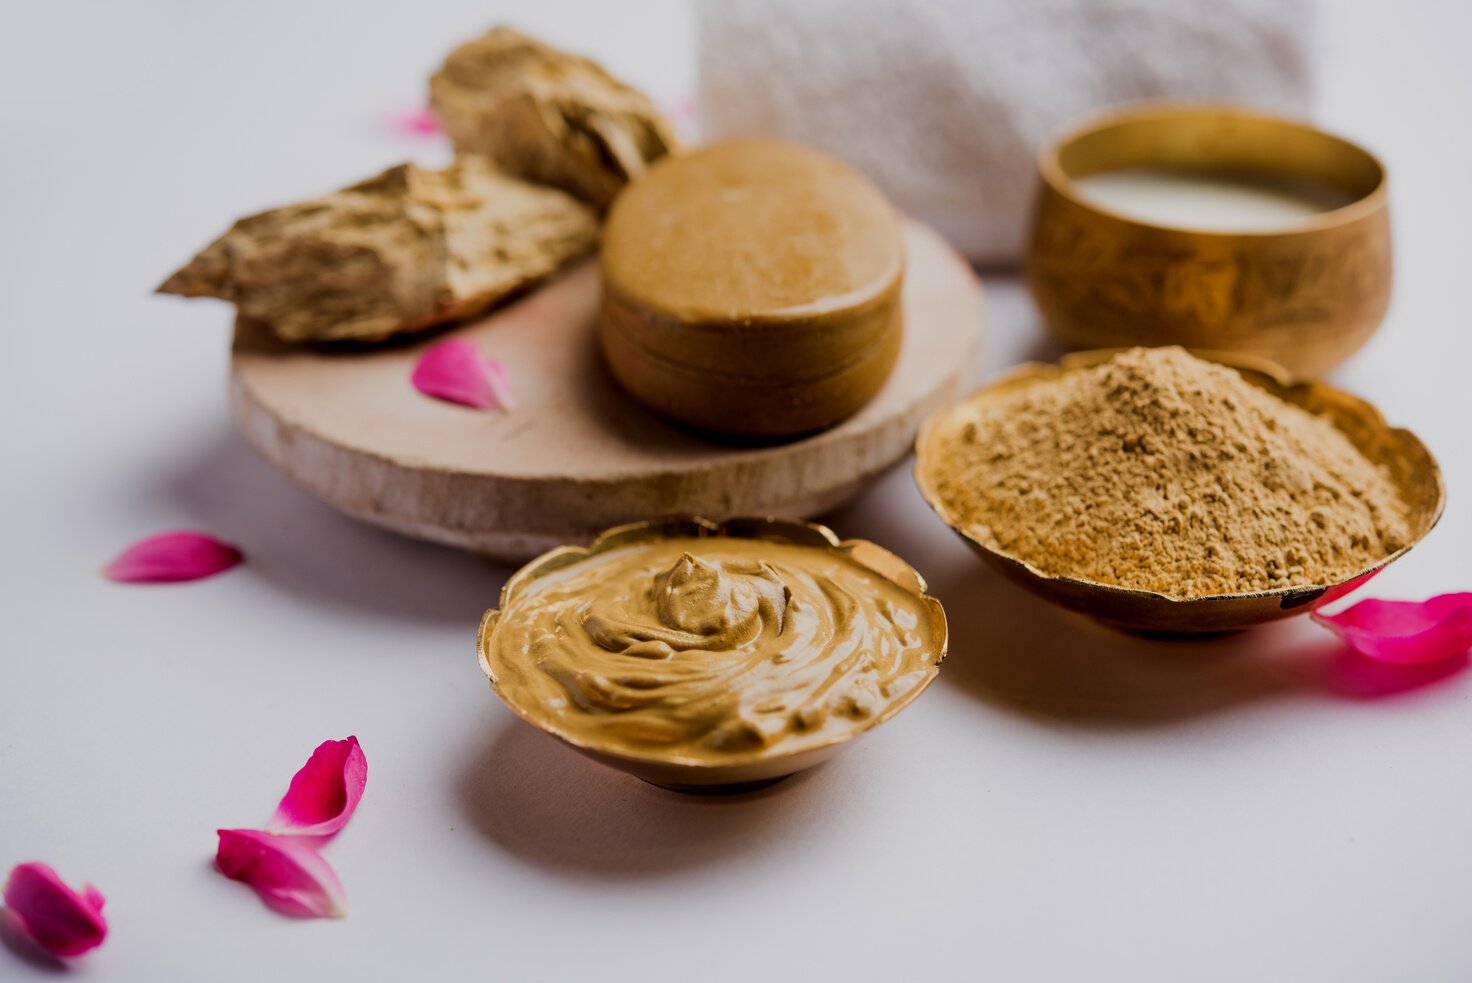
[158,157,598,343]
[430,26,679,210]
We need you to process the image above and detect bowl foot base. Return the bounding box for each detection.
[643,775,793,796]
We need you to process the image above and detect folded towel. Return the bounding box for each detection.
[697,0,1317,264]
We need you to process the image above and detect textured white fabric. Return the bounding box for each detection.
[696,0,1318,264]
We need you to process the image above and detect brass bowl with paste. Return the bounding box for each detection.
[1028,104,1391,378]
[914,351,1444,635]
[477,516,947,792]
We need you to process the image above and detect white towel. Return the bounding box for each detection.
[696,0,1317,265]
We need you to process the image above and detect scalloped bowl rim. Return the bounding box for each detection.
[477,515,949,776]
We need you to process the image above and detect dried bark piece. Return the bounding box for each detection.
[157,157,598,343]
[430,26,679,210]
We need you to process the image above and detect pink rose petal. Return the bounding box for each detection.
[2,862,107,958]
[104,530,243,583]
[663,94,699,141]
[1325,645,1468,700]
[1312,592,1472,665]
[215,830,347,919]
[267,737,367,838]
[411,339,513,411]
[666,94,697,123]
[389,105,440,137]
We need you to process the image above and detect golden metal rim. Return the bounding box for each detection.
[1036,101,1390,239]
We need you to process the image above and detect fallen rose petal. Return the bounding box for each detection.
[1325,644,1469,700]
[1312,592,1472,665]
[411,339,512,411]
[389,105,440,137]
[267,737,367,837]
[104,530,243,583]
[2,862,107,958]
[666,94,697,122]
[216,830,346,919]
[663,94,699,141]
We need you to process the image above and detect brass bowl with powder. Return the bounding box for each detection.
[914,348,1443,635]
[1028,104,1391,378]
[477,516,947,792]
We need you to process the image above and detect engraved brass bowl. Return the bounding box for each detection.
[1028,104,1391,378]
[476,516,948,793]
[914,351,1444,635]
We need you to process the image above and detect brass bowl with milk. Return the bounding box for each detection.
[1027,104,1391,378]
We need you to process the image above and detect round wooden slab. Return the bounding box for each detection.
[230,221,983,562]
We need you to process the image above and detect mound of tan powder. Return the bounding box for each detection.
[929,347,1413,598]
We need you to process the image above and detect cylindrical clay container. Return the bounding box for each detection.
[598,138,904,438]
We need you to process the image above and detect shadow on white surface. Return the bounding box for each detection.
[0,911,66,974]
[932,561,1321,726]
[931,560,1469,726]
[160,426,512,625]
[1005,322,1069,371]
[457,719,830,879]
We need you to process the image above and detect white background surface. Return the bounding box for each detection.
[2,2,1469,981]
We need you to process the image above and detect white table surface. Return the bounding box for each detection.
[2,2,1469,980]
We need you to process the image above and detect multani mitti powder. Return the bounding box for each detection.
[925,347,1413,599]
